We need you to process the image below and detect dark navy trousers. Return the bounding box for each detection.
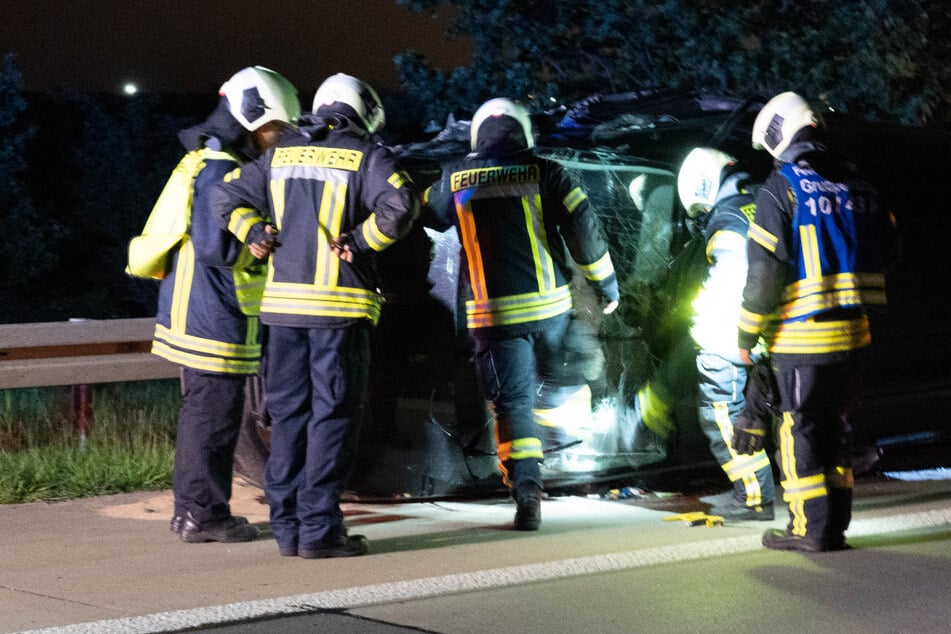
[470,314,570,487]
[263,324,369,550]
[173,368,246,524]
[773,355,859,544]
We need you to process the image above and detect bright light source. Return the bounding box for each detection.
[123,82,138,96]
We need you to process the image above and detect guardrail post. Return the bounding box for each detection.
[66,319,92,446]
[70,383,92,445]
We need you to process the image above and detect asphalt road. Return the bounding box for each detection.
[1,472,949,634]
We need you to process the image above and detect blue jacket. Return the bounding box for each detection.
[739,140,888,359]
[152,146,265,375]
[212,113,419,329]
[422,147,618,334]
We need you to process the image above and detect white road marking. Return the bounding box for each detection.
[22,507,951,634]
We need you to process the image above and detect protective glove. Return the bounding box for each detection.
[596,279,620,315]
[732,358,779,455]
[732,410,768,455]
[330,232,355,262]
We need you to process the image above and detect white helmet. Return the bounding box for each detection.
[312,73,385,133]
[677,147,737,217]
[218,66,301,131]
[470,98,535,151]
[751,91,816,159]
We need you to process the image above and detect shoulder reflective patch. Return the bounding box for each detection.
[563,187,587,213]
[388,171,409,190]
[450,164,540,192]
[740,202,756,223]
[224,167,241,182]
[272,146,364,171]
[747,222,778,252]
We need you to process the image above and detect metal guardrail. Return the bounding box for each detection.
[0,318,179,389]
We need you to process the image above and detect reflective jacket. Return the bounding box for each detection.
[739,141,888,360]
[422,148,618,334]
[212,113,419,329]
[690,172,758,362]
[152,146,266,375]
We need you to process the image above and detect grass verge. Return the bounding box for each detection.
[0,440,174,504]
[1,380,179,504]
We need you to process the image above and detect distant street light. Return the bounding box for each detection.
[123,82,138,96]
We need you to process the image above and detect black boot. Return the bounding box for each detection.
[180,513,258,543]
[826,488,853,550]
[514,481,542,531]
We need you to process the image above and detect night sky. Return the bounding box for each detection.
[1,0,471,96]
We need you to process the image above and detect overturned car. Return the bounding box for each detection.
[234,91,951,499]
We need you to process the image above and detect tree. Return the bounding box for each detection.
[396,0,950,127]
[22,90,194,320]
[0,54,63,323]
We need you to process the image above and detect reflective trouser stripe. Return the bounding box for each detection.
[498,437,544,462]
[637,384,674,437]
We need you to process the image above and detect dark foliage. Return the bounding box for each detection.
[397,0,950,128]
[0,67,214,323]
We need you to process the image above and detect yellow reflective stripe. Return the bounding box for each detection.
[154,324,260,359]
[857,272,887,306]
[387,171,409,190]
[782,473,828,537]
[270,178,285,230]
[524,193,557,292]
[738,307,768,335]
[261,284,382,324]
[498,437,544,462]
[465,286,571,329]
[534,385,592,430]
[362,213,396,251]
[714,401,772,492]
[316,182,346,286]
[421,186,431,206]
[316,183,335,287]
[786,272,860,301]
[706,230,746,262]
[202,149,237,162]
[577,251,616,282]
[856,272,885,290]
[769,317,870,354]
[456,199,488,304]
[637,384,674,437]
[748,222,778,252]
[778,409,828,536]
[800,224,821,280]
[223,166,241,183]
[169,240,194,331]
[713,401,733,442]
[563,187,587,213]
[781,289,863,321]
[227,207,266,243]
[778,411,796,487]
[781,473,827,501]
[151,341,260,374]
[859,288,887,305]
[724,451,772,482]
[232,269,266,316]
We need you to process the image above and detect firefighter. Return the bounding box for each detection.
[146,66,301,543]
[678,147,776,520]
[740,92,889,551]
[618,149,777,520]
[421,98,620,530]
[212,73,419,558]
